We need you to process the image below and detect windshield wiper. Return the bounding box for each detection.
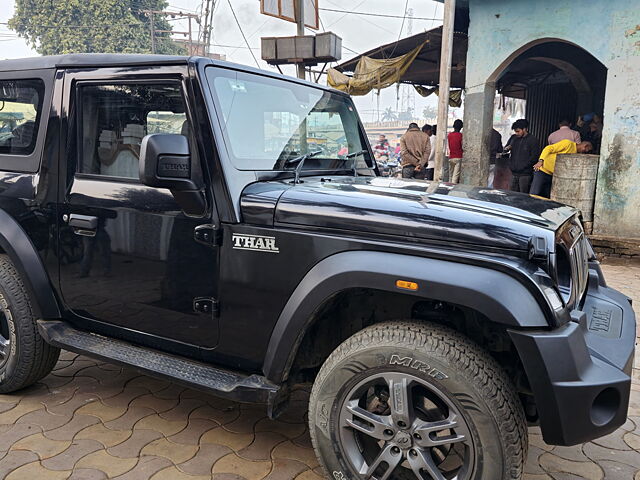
[343,149,368,176]
[284,150,323,184]
[345,149,367,159]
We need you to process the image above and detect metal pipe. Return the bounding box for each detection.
[434,0,456,181]
[296,0,306,80]
[150,11,156,54]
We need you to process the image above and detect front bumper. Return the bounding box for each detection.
[510,264,636,446]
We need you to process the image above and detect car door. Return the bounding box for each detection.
[58,67,220,353]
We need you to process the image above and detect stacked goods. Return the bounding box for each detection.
[98,129,118,163]
[122,124,145,145]
[98,130,116,149]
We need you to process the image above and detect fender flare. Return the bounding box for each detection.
[0,210,60,319]
[263,250,549,382]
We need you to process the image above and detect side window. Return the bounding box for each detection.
[78,83,192,180]
[0,79,44,156]
[146,111,187,134]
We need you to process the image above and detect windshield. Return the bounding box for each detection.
[206,67,372,171]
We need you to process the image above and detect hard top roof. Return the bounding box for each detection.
[0,53,347,96]
[0,53,189,72]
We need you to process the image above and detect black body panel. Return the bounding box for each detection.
[59,177,219,349]
[56,65,221,356]
[240,182,292,226]
[0,54,635,448]
[263,250,550,382]
[509,270,635,445]
[0,67,63,319]
[275,176,575,252]
[0,208,60,318]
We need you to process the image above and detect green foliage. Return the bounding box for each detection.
[381,107,398,122]
[422,105,437,121]
[9,0,187,56]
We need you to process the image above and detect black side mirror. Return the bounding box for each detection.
[139,133,196,190]
[139,133,206,216]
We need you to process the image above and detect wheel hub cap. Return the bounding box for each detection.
[393,430,412,449]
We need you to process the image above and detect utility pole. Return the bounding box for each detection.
[201,0,213,55]
[145,10,201,55]
[434,0,456,181]
[208,1,216,55]
[296,0,305,79]
[149,11,156,54]
[400,7,415,118]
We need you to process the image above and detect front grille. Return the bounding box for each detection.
[570,235,590,306]
[555,218,590,309]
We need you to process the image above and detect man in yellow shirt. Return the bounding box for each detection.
[530,139,593,198]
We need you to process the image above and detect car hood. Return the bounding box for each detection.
[243,176,579,251]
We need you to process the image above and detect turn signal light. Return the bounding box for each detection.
[396,280,418,291]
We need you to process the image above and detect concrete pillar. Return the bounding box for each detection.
[592,56,640,238]
[461,81,495,187]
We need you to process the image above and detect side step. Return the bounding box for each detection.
[37,321,280,406]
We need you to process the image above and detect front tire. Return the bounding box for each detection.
[0,255,59,393]
[309,321,527,480]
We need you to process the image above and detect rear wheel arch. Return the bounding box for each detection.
[0,210,60,319]
[263,250,549,384]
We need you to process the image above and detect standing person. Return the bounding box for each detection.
[504,119,539,193]
[530,139,593,198]
[493,135,512,190]
[548,119,581,145]
[447,119,463,183]
[488,128,503,188]
[421,124,436,180]
[394,141,401,161]
[583,114,603,153]
[577,113,594,141]
[400,123,430,179]
[373,134,390,159]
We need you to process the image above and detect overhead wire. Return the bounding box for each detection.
[0,21,144,29]
[308,0,362,56]
[319,7,441,22]
[226,0,260,68]
[324,0,398,38]
[385,0,410,60]
[228,18,269,57]
[430,1,440,29]
[210,43,258,50]
[324,0,367,29]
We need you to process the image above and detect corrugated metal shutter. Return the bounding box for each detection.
[526,83,577,150]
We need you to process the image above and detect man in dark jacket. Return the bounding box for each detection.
[488,128,503,188]
[504,119,540,193]
[400,123,431,179]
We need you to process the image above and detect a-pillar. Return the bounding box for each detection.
[461,81,496,187]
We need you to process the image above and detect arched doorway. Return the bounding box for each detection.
[492,40,607,151]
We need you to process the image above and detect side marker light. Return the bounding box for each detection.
[396,280,418,291]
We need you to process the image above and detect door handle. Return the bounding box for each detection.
[66,214,98,236]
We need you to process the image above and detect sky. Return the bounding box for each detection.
[0,0,446,123]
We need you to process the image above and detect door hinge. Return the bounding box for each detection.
[193,297,219,316]
[194,224,221,246]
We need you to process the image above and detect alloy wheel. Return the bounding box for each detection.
[338,372,475,480]
[0,308,11,368]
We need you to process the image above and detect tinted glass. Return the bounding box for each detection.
[0,79,44,156]
[206,67,370,171]
[79,83,189,180]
